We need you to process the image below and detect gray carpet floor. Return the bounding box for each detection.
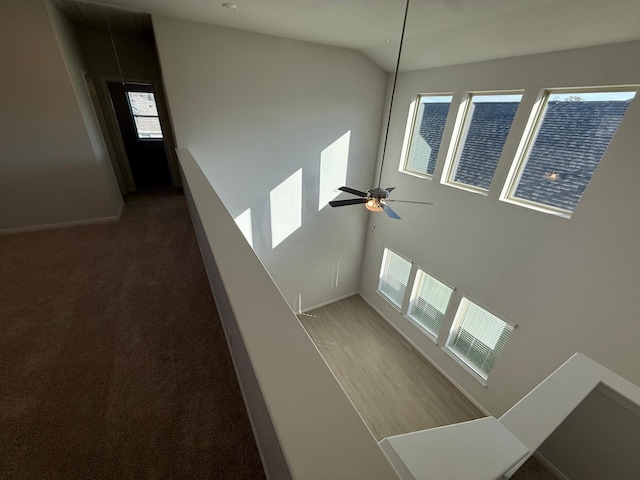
[0,189,264,479]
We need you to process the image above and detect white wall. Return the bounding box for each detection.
[0,0,122,232]
[359,41,640,417]
[153,17,387,310]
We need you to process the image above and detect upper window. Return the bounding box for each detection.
[126,91,163,139]
[443,93,522,192]
[378,247,412,309]
[401,95,453,177]
[502,88,636,216]
[407,269,453,339]
[446,298,513,380]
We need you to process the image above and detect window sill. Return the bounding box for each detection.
[376,289,403,313]
[499,196,572,219]
[399,169,434,181]
[405,314,439,344]
[442,180,489,196]
[443,347,489,387]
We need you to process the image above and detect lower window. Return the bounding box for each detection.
[445,298,513,380]
[407,269,453,339]
[378,248,412,309]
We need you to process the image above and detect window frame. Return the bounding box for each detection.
[377,246,413,311]
[500,85,638,218]
[405,267,455,342]
[445,296,515,383]
[125,90,164,140]
[399,93,454,179]
[442,90,524,195]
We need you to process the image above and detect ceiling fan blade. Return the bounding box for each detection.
[329,198,368,207]
[386,199,434,205]
[384,187,396,193]
[382,203,401,219]
[338,186,368,197]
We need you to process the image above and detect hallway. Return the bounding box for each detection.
[0,190,264,479]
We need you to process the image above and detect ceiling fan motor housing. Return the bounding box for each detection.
[368,187,390,201]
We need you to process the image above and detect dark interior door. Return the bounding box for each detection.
[108,82,171,190]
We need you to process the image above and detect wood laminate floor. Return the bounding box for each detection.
[299,294,558,479]
[299,294,484,441]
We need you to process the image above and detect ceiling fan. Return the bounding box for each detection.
[329,0,433,220]
[330,186,432,220]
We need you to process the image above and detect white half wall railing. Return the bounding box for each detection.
[178,148,400,480]
[499,352,640,477]
[179,147,640,480]
[379,352,640,480]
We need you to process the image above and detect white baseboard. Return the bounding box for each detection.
[0,209,122,236]
[359,292,492,417]
[300,291,359,314]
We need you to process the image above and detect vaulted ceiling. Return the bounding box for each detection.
[55,0,640,72]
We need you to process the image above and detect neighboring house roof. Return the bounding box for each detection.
[418,100,631,211]
[515,101,631,211]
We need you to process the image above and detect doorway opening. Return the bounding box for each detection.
[108,82,172,190]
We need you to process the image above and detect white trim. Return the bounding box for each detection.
[0,207,122,236]
[532,452,571,480]
[441,93,472,186]
[300,291,359,314]
[376,289,404,312]
[500,89,546,203]
[360,292,492,416]
[403,315,439,344]
[443,345,489,386]
[443,180,489,196]
[596,382,640,418]
[400,93,453,178]
[399,169,434,181]
[398,96,420,173]
[500,196,572,219]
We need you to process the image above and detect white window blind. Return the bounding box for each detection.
[378,248,412,309]
[446,298,513,379]
[407,269,453,338]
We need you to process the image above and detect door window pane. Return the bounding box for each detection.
[126,91,163,139]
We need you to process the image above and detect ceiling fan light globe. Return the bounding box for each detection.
[365,199,383,212]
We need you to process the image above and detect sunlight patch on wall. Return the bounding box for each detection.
[318,131,351,211]
[270,169,302,248]
[234,208,253,248]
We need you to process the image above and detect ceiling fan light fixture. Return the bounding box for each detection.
[365,198,383,212]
